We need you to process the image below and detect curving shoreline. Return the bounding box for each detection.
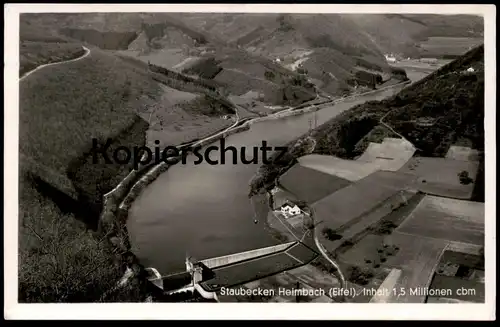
[105,79,409,281]
[97,78,412,300]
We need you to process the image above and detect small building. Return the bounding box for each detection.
[271,187,299,210]
[385,54,397,63]
[280,202,301,217]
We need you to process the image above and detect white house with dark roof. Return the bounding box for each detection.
[280,202,301,217]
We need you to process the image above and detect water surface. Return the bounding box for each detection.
[127,86,407,274]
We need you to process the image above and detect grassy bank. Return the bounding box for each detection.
[249,45,484,197]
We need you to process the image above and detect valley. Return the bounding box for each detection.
[15,11,485,304]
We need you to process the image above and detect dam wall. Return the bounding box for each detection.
[200,241,296,269]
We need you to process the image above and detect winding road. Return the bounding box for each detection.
[20,45,91,81]
[311,212,347,301]
[379,104,421,152]
[271,179,348,301]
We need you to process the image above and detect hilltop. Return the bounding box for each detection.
[346,14,484,58]
[178,14,383,58]
[21,13,410,101]
[176,13,401,96]
[20,13,217,52]
[250,45,485,199]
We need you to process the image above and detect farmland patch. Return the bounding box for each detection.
[397,195,484,245]
[338,190,419,241]
[399,157,479,199]
[298,154,380,181]
[340,231,448,302]
[385,233,447,303]
[311,171,417,231]
[446,145,481,161]
[280,164,352,204]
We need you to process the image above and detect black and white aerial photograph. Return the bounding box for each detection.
[4,3,496,321]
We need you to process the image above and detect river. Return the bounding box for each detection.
[127,84,409,275]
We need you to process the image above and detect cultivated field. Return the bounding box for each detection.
[298,154,379,181]
[383,232,447,269]
[399,157,480,199]
[311,171,418,231]
[319,190,421,255]
[339,232,448,303]
[339,190,419,241]
[298,138,415,181]
[338,234,390,268]
[397,195,484,245]
[446,242,483,256]
[279,164,352,204]
[446,145,481,161]
[357,138,416,170]
[380,233,447,303]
